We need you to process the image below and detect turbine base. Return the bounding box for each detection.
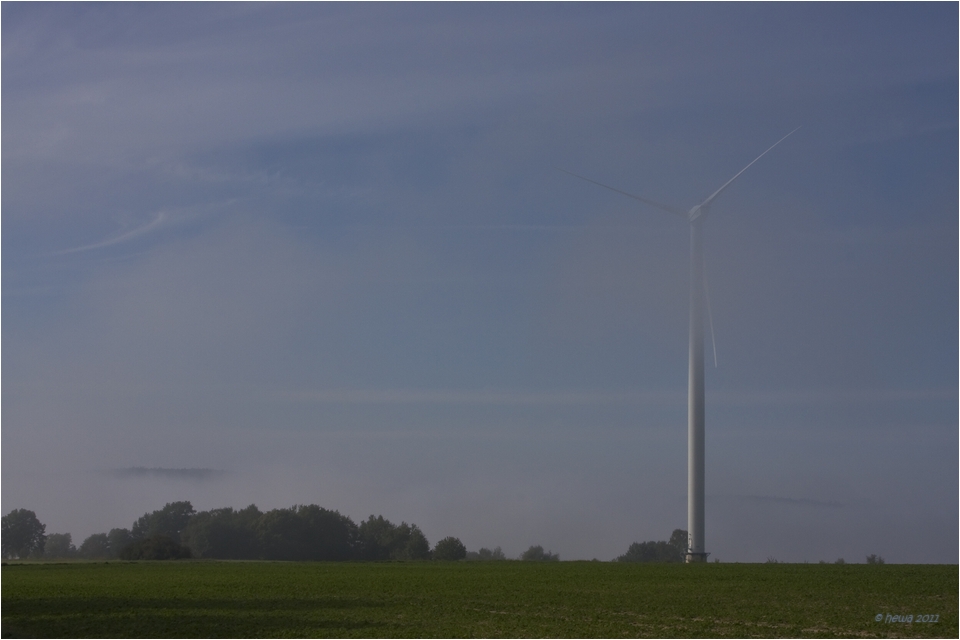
[684,551,710,563]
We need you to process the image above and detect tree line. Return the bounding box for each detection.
[2,503,466,561]
[3,504,550,562]
[5,505,708,563]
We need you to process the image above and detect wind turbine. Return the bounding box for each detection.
[559,128,798,562]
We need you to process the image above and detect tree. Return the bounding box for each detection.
[865,554,885,565]
[296,505,359,561]
[255,505,359,561]
[2,509,47,559]
[668,529,688,556]
[131,501,195,543]
[78,533,111,559]
[488,546,506,560]
[107,528,134,556]
[256,507,310,561]
[357,516,430,561]
[399,524,431,561]
[433,537,466,561]
[77,529,135,559]
[521,545,559,561]
[180,505,262,560]
[357,515,396,561]
[44,533,76,559]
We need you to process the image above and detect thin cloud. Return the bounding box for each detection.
[49,198,240,257]
[54,212,166,255]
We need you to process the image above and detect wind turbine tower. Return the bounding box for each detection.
[559,128,798,562]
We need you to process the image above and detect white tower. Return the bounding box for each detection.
[687,215,707,562]
[559,128,798,563]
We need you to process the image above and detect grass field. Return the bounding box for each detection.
[2,561,956,638]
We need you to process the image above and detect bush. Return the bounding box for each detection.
[433,537,466,561]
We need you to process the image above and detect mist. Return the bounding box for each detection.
[3,3,957,563]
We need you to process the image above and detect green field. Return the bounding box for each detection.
[2,561,956,638]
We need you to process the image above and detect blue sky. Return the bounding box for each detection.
[3,3,957,562]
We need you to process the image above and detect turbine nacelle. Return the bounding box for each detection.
[687,204,709,223]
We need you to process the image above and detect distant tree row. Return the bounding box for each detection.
[2,503,468,562]
[2,509,890,564]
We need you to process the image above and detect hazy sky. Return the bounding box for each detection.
[3,3,957,563]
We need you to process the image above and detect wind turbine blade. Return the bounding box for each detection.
[704,267,718,368]
[697,127,800,210]
[555,167,688,218]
